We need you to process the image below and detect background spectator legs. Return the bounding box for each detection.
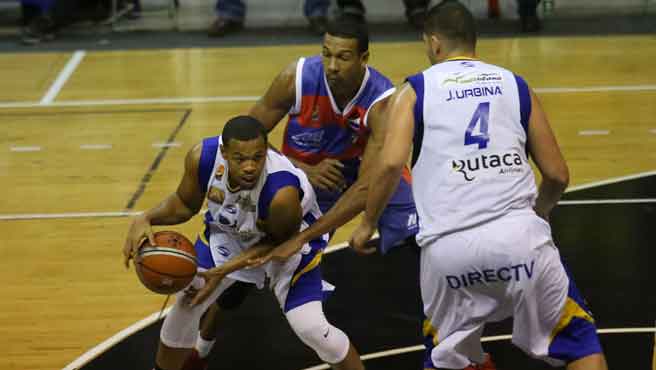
[519,0,542,32]
[209,0,245,37]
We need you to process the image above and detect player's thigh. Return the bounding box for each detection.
[269,242,325,313]
[420,235,499,368]
[511,217,602,366]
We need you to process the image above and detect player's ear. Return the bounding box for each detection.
[430,34,441,56]
[220,143,227,158]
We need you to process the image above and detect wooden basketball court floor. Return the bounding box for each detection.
[1,34,655,370]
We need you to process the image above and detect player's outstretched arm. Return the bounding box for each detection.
[248,61,297,133]
[189,242,274,306]
[190,186,302,305]
[123,143,206,268]
[262,99,390,258]
[351,84,415,250]
[526,88,569,221]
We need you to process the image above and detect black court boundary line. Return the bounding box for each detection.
[124,108,192,210]
[0,108,188,116]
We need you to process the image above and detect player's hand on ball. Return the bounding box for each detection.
[181,285,199,306]
[123,213,155,269]
[189,269,225,307]
[349,221,377,255]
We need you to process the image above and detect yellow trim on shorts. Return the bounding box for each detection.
[291,251,323,286]
[423,319,439,346]
[550,297,595,342]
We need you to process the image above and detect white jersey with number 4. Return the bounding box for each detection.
[406,59,538,247]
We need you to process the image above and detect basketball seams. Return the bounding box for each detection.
[139,247,197,264]
[136,261,197,279]
[135,231,198,294]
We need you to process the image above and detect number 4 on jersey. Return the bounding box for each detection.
[464,102,490,149]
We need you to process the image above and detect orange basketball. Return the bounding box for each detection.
[135,230,197,295]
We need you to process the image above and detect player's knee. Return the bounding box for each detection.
[286,302,350,364]
[291,319,350,364]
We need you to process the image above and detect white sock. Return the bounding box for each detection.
[195,334,215,358]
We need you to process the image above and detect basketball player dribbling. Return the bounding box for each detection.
[124,116,365,370]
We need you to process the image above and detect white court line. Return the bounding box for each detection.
[152,142,182,148]
[300,327,656,370]
[566,170,656,193]
[80,144,113,150]
[0,211,141,221]
[536,85,656,93]
[0,96,259,109]
[40,51,86,105]
[3,170,656,221]
[559,198,656,205]
[579,130,610,136]
[1,84,656,110]
[10,146,42,152]
[61,307,172,370]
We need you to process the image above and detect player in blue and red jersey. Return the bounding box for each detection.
[250,20,418,254]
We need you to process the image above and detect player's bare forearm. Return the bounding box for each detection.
[364,83,416,226]
[363,162,402,226]
[248,61,296,132]
[526,87,569,220]
[144,192,198,226]
[297,180,367,244]
[534,178,568,219]
[209,243,274,277]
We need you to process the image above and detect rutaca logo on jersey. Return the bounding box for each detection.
[451,150,525,182]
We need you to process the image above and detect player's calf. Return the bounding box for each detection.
[566,353,608,370]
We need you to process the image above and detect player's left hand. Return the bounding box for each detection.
[533,206,551,222]
[189,269,224,307]
[349,221,377,255]
[246,235,305,268]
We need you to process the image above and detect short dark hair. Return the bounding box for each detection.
[221,116,268,147]
[326,20,369,53]
[424,0,477,51]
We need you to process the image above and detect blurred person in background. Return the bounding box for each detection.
[336,0,430,30]
[209,0,330,37]
[519,0,542,32]
[19,0,137,44]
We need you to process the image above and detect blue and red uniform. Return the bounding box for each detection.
[283,55,418,253]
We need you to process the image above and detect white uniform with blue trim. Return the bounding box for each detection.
[409,59,537,247]
[406,59,601,369]
[202,136,326,289]
[161,136,332,349]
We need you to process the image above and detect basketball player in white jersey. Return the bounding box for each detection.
[123,116,365,370]
[350,2,608,370]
